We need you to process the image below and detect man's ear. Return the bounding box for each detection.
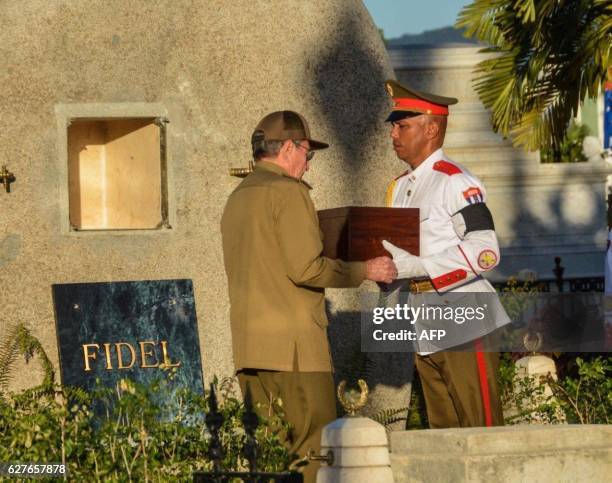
[279,139,293,157]
[426,119,440,140]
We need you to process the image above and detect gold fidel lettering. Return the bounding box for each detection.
[103,343,113,370]
[116,342,136,369]
[160,340,181,368]
[139,341,159,368]
[82,344,100,372]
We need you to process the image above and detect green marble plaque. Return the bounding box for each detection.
[52,279,204,400]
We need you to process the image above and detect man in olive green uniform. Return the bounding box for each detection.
[221,111,396,481]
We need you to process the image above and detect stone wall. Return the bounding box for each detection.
[390,424,612,482]
[0,0,403,393]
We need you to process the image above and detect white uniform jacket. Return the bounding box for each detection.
[386,148,510,349]
[387,148,502,292]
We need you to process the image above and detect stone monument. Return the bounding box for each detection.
[0,0,408,409]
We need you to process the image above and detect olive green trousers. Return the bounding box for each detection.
[237,369,336,483]
[415,348,504,428]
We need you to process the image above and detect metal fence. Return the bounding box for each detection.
[193,384,303,483]
[492,257,604,293]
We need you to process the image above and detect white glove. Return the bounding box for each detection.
[382,240,428,279]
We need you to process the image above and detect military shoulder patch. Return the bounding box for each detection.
[433,160,462,176]
[477,249,498,270]
[463,186,484,204]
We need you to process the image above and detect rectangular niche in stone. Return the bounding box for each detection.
[67,117,169,230]
[52,279,203,399]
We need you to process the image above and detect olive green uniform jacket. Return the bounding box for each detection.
[221,161,366,372]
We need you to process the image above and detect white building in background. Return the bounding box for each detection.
[580,93,607,154]
[388,44,612,286]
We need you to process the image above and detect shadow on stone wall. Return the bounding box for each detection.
[310,10,412,423]
[507,165,604,266]
[310,11,390,174]
[326,303,413,425]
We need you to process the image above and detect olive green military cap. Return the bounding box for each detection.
[385,79,458,122]
[251,111,329,152]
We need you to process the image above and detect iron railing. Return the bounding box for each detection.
[493,257,604,293]
[193,384,303,483]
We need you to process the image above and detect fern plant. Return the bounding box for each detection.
[0,327,294,479]
[0,323,55,396]
[371,407,408,428]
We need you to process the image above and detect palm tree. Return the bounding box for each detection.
[456,0,611,154]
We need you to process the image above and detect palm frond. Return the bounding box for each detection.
[456,0,509,46]
[456,0,611,152]
[513,0,536,23]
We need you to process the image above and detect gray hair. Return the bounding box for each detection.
[422,114,447,139]
[253,140,285,160]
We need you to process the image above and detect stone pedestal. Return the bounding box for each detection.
[390,425,612,482]
[506,355,565,424]
[515,354,557,384]
[317,417,394,483]
[389,45,612,283]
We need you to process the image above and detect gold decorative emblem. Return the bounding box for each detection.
[477,249,498,270]
[385,82,394,97]
[337,379,369,417]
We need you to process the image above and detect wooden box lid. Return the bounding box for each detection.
[317,206,419,261]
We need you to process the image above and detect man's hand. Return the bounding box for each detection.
[382,240,428,279]
[365,256,397,284]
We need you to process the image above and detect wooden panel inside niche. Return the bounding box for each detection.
[68,119,163,230]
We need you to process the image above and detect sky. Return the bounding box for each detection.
[362,0,471,38]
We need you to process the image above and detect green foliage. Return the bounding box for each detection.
[0,326,292,480]
[498,353,564,424]
[405,371,429,430]
[498,354,611,425]
[499,276,542,318]
[0,377,292,481]
[0,385,95,479]
[549,356,611,424]
[456,0,611,152]
[337,343,411,428]
[0,323,55,395]
[540,121,590,162]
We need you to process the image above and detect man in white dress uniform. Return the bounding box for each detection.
[382,80,510,428]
